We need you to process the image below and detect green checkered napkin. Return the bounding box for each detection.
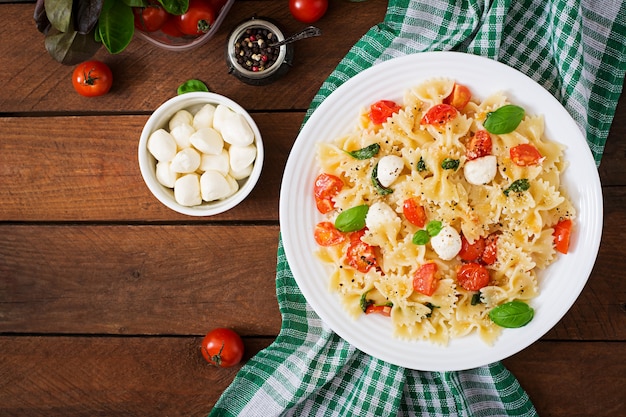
[210,1,626,416]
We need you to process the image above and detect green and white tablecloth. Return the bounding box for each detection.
[210,0,626,415]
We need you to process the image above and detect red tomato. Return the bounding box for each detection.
[481,234,498,265]
[289,0,328,23]
[201,328,244,367]
[72,60,113,97]
[345,230,378,273]
[403,198,427,227]
[314,173,343,214]
[457,263,490,291]
[459,235,486,262]
[314,222,346,246]
[510,144,543,166]
[133,3,169,32]
[466,130,493,160]
[553,219,572,254]
[421,104,458,128]
[175,0,216,36]
[443,83,472,110]
[365,304,392,316]
[369,100,402,125]
[412,262,438,296]
[160,16,185,37]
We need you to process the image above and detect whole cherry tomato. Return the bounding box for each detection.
[201,328,244,367]
[175,0,216,36]
[133,3,169,32]
[72,60,113,97]
[289,0,328,23]
[160,16,185,37]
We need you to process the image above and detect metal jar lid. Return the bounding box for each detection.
[225,17,294,86]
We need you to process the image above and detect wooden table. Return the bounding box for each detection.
[1,1,624,415]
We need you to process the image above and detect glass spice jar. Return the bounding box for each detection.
[225,17,294,86]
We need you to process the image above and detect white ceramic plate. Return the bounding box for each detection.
[279,52,603,371]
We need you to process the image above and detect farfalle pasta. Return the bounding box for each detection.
[313,78,575,345]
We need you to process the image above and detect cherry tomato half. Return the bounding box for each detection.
[369,100,402,125]
[345,230,379,273]
[481,234,498,265]
[201,328,244,368]
[403,198,427,227]
[175,0,216,36]
[466,130,493,160]
[459,235,486,262]
[510,143,543,166]
[553,219,573,254]
[421,104,458,128]
[72,60,113,97]
[443,83,472,110]
[413,262,438,296]
[289,0,328,24]
[133,3,169,32]
[365,304,392,316]
[314,221,346,246]
[314,173,343,214]
[456,262,490,291]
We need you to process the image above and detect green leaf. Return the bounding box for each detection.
[471,292,482,305]
[158,0,189,15]
[412,230,430,245]
[441,158,459,170]
[484,104,525,134]
[74,0,104,34]
[177,79,210,95]
[98,0,134,54]
[417,156,427,172]
[503,178,530,196]
[44,28,102,65]
[489,300,534,328]
[345,143,380,160]
[359,290,372,312]
[426,220,442,237]
[45,0,74,32]
[335,205,369,233]
[371,163,393,195]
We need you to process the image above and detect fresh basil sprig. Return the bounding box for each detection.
[371,163,393,195]
[489,300,534,328]
[484,105,525,134]
[335,204,369,232]
[412,220,443,245]
[503,178,530,196]
[346,143,380,160]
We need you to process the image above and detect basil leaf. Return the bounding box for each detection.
[177,79,210,95]
[360,290,372,312]
[44,28,102,65]
[504,178,530,196]
[346,143,380,160]
[74,0,104,34]
[417,156,427,172]
[335,205,369,232]
[441,158,459,170]
[471,292,482,305]
[412,230,430,245]
[45,0,73,32]
[98,0,134,54]
[34,0,52,34]
[426,220,443,237]
[158,0,189,15]
[424,302,439,318]
[371,163,393,195]
[489,300,534,328]
[484,105,525,134]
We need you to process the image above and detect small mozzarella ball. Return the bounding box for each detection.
[200,170,232,201]
[377,155,404,187]
[155,161,179,188]
[224,174,239,197]
[174,174,201,206]
[147,129,177,162]
[464,155,498,185]
[168,109,194,131]
[212,104,235,133]
[222,113,255,146]
[170,123,195,149]
[229,144,257,173]
[365,201,398,230]
[230,163,253,180]
[200,149,230,176]
[430,225,462,261]
[170,148,201,173]
[189,127,224,155]
[193,103,216,130]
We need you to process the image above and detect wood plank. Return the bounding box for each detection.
[0,225,283,335]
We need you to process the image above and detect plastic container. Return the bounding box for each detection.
[135,0,235,51]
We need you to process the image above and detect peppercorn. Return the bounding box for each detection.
[234,27,279,72]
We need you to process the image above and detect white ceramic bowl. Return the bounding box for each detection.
[138,92,264,216]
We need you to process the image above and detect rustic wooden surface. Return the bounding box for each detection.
[1,1,624,416]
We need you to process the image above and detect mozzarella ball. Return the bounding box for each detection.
[200,170,232,201]
[212,104,235,133]
[377,155,404,187]
[147,129,177,162]
[174,174,201,206]
[365,201,398,230]
[193,103,216,130]
[155,161,179,188]
[464,155,498,185]
[168,109,194,131]
[229,144,257,173]
[200,149,230,176]
[224,174,240,196]
[430,225,462,260]
[230,163,253,180]
[190,127,224,155]
[170,148,201,173]
[170,123,195,149]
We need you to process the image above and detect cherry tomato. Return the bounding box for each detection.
[314,173,343,214]
[365,304,392,316]
[456,262,490,291]
[403,198,427,227]
[201,328,244,367]
[289,0,328,23]
[413,262,438,296]
[443,83,472,110]
[314,222,346,246]
[133,3,169,32]
[459,235,486,262]
[345,230,379,273]
[72,60,113,97]
[175,0,216,36]
[553,219,572,254]
[369,100,402,125]
[466,130,493,160]
[510,143,543,166]
[421,104,458,128]
[481,234,498,265]
[160,16,185,37]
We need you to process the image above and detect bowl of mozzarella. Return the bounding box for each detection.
[138,92,263,216]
